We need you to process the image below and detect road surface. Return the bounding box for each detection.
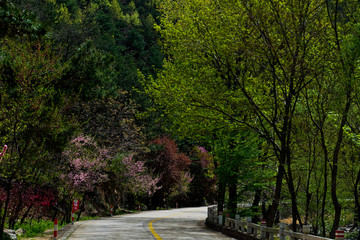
[68,206,235,240]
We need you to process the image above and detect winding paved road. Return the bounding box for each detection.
[68,206,235,240]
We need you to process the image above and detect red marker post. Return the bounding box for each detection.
[138,204,141,212]
[335,230,344,240]
[260,219,267,239]
[261,219,266,226]
[73,199,79,211]
[71,208,75,225]
[111,206,113,216]
[72,199,79,225]
[54,218,58,240]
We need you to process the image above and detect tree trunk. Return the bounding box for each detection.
[305,181,312,225]
[305,140,315,225]
[285,139,302,231]
[21,204,34,224]
[286,168,302,231]
[330,172,342,238]
[252,189,261,223]
[354,170,360,225]
[217,181,226,214]
[60,213,66,226]
[266,164,285,227]
[77,200,85,221]
[330,93,351,238]
[51,207,58,223]
[0,179,12,238]
[228,180,237,216]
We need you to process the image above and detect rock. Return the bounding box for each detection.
[4,229,17,240]
[15,228,25,236]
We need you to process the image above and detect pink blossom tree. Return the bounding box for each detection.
[121,154,160,197]
[61,135,110,193]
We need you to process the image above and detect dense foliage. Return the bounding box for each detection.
[143,0,360,237]
[0,0,199,237]
[3,0,360,239]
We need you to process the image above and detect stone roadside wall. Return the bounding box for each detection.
[206,218,259,240]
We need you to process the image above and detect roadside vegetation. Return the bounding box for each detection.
[2,0,360,239]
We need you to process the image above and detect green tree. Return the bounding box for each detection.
[0,0,45,38]
[0,37,69,236]
[144,0,360,234]
[210,130,263,216]
[144,0,333,228]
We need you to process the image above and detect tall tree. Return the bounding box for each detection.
[0,37,69,236]
[143,136,192,209]
[145,0,332,228]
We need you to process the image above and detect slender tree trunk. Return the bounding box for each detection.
[321,158,328,237]
[305,177,312,225]
[217,181,226,214]
[266,164,285,227]
[21,204,34,224]
[66,208,71,223]
[330,94,351,238]
[77,200,85,221]
[354,170,360,225]
[9,195,23,229]
[0,179,12,239]
[313,185,320,235]
[330,168,342,238]
[305,140,315,225]
[284,135,302,231]
[287,169,302,231]
[317,127,328,237]
[60,213,66,226]
[252,189,261,223]
[228,180,237,216]
[51,207,58,223]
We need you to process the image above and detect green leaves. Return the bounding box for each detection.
[0,37,69,181]
[143,0,360,229]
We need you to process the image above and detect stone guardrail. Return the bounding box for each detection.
[207,206,342,240]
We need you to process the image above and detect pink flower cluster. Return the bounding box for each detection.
[0,145,8,162]
[122,155,160,196]
[195,146,213,168]
[61,135,109,192]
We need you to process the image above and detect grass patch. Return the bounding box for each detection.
[13,211,128,239]
[78,215,99,221]
[15,219,64,238]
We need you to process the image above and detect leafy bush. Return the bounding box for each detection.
[346,229,360,240]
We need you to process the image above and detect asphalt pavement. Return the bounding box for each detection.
[66,206,235,240]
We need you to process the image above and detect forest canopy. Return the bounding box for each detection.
[143,0,360,237]
[2,0,360,239]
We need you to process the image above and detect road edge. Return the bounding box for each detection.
[205,218,258,240]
